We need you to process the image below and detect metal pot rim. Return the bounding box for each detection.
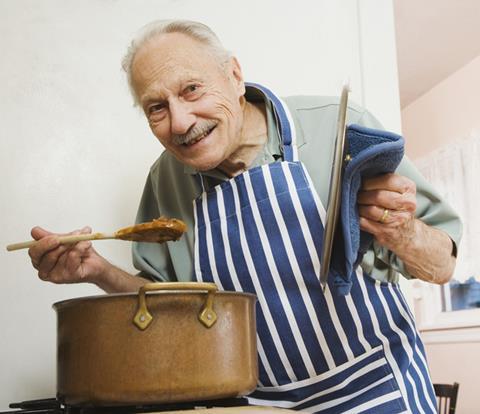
[52,289,256,310]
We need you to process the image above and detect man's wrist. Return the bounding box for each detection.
[87,256,116,287]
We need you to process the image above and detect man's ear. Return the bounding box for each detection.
[229,56,245,95]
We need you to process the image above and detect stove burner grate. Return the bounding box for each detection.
[1,397,250,413]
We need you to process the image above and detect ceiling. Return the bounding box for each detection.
[394,0,480,108]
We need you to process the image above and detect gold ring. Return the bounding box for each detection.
[379,209,389,223]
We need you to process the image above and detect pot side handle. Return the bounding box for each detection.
[133,282,218,331]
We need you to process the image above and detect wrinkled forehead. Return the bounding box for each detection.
[131,33,220,84]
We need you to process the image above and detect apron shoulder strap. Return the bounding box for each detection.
[245,82,298,162]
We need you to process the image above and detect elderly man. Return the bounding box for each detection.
[29,20,460,413]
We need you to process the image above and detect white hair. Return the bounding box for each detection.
[122,19,232,105]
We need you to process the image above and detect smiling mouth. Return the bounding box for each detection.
[183,125,216,146]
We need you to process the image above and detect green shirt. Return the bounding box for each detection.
[132,87,462,283]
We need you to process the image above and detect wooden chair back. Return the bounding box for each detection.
[433,382,460,414]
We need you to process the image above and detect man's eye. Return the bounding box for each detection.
[184,84,200,94]
[148,104,166,114]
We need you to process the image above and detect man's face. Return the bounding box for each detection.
[131,33,246,171]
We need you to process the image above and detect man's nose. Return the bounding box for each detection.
[169,102,196,135]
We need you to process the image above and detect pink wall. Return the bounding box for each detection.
[401,55,480,413]
[402,55,480,160]
[422,330,480,414]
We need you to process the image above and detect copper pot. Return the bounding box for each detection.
[53,282,258,406]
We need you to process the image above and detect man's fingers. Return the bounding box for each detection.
[359,206,412,226]
[42,245,79,284]
[31,228,88,280]
[359,216,380,234]
[48,241,91,283]
[357,189,416,212]
[31,226,54,241]
[64,249,86,281]
[36,243,70,278]
[361,173,415,194]
[359,205,392,224]
[47,251,70,284]
[30,227,83,263]
[28,236,61,268]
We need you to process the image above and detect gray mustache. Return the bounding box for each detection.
[172,121,218,145]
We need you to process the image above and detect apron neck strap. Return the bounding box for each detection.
[245,82,298,162]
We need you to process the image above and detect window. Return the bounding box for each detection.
[414,132,480,329]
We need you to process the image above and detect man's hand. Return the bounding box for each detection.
[28,226,150,292]
[357,173,417,252]
[29,226,107,285]
[357,173,456,284]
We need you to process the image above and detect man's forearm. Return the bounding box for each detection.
[93,259,151,293]
[394,219,456,284]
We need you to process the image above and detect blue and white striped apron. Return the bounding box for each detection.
[193,84,437,413]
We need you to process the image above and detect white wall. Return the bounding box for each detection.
[0,0,401,407]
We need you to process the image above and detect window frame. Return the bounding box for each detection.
[413,279,480,331]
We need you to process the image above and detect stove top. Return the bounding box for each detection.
[1,397,250,413]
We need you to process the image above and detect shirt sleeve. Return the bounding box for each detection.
[131,172,177,282]
[356,110,463,281]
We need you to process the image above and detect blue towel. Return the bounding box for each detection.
[329,124,405,296]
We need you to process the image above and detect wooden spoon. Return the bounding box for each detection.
[6,217,187,251]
